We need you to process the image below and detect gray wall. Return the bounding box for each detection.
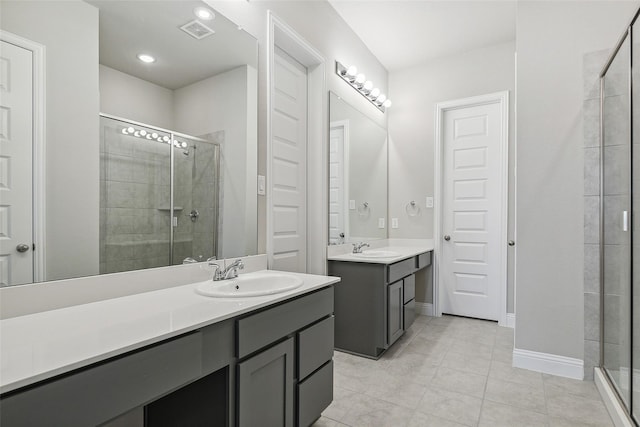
[515,1,637,361]
[1,1,100,281]
[388,41,516,309]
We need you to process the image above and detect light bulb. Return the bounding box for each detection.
[181,142,188,148]
[133,131,140,137]
[122,129,129,135]
[137,53,155,64]
[151,133,158,139]
[139,130,147,136]
[355,74,366,85]
[346,65,357,77]
[376,94,387,105]
[369,88,380,99]
[363,81,373,92]
[382,99,392,108]
[127,127,135,133]
[194,7,214,20]
[146,134,153,139]
[162,136,170,142]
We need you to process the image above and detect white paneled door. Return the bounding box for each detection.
[329,122,348,245]
[0,40,34,286]
[270,47,308,272]
[440,99,505,321]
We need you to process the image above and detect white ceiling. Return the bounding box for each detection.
[87,1,257,90]
[328,0,517,71]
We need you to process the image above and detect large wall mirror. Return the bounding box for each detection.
[328,92,387,245]
[0,1,258,286]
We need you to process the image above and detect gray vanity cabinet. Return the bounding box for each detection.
[329,251,431,359]
[235,286,335,427]
[0,286,335,427]
[387,280,404,346]
[237,338,295,427]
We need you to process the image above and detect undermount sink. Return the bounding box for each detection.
[353,250,401,258]
[195,272,303,298]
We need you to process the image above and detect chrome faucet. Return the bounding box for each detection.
[352,242,370,254]
[209,258,245,281]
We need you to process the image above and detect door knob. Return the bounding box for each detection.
[16,243,30,253]
[444,235,451,241]
[508,240,515,246]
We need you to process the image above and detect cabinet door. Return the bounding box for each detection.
[237,338,294,427]
[387,281,404,346]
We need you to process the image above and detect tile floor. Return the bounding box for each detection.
[313,314,614,427]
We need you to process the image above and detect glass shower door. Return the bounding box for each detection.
[171,135,220,264]
[602,32,631,409]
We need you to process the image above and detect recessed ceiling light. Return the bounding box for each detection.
[137,53,155,64]
[194,7,214,21]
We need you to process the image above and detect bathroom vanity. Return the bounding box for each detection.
[328,245,432,359]
[0,269,339,427]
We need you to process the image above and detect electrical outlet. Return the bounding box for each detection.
[257,175,266,195]
[349,200,356,210]
[392,218,399,229]
[426,197,434,208]
[378,218,385,228]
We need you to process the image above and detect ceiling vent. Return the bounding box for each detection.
[179,20,215,40]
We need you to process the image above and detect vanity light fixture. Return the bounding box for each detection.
[137,53,156,64]
[336,61,391,112]
[121,125,188,150]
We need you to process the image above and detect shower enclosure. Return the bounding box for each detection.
[600,8,640,423]
[99,115,220,274]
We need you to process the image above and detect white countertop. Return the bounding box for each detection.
[327,244,433,264]
[0,270,339,394]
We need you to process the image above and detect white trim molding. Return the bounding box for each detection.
[266,11,326,275]
[434,91,510,327]
[513,348,583,380]
[415,302,434,317]
[505,313,515,329]
[0,30,46,282]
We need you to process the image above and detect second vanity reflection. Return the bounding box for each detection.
[329,92,388,245]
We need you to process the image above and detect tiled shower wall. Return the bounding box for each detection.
[99,118,220,273]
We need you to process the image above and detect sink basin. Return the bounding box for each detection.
[195,272,303,298]
[353,250,401,258]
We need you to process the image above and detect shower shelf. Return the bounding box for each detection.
[157,206,183,212]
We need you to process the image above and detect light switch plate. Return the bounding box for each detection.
[391,218,399,229]
[349,200,356,210]
[257,175,266,195]
[426,197,434,208]
[378,218,385,228]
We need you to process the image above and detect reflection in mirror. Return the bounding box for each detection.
[0,1,258,286]
[329,92,387,245]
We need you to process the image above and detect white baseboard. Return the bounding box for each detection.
[595,368,634,427]
[415,302,434,316]
[513,348,584,380]
[505,313,515,328]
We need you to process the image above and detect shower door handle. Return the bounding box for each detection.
[444,235,451,241]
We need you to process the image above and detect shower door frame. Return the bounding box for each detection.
[599,7,640,424]
[99,113,220,264]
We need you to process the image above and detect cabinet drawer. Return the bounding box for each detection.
[403,275,415,303]
[0,332,202,427]
[237,287,334,359]
[387,258,415,283]
[404,299,416,330]
[417,252,431,269]
[298,316,334,380]
[298,361,333,427]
